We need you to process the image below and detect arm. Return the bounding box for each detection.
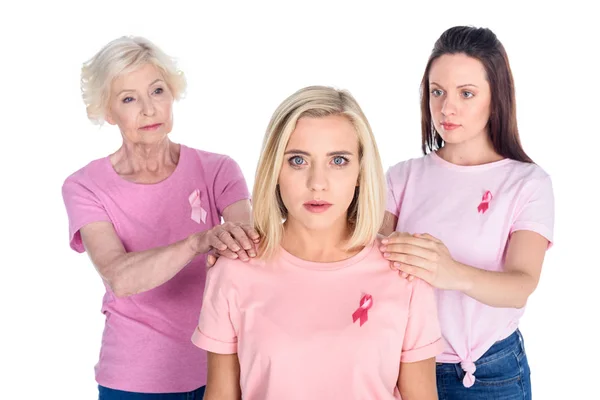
[381,230,549,308]
[397,358,437,400]
[80,221,214,297]
[379,211,398,237]
[459,230,547,308]
[204,352,241,400]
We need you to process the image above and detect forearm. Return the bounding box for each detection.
[458,262,537,308]
[109,233,204,297]
[397,358,437,400]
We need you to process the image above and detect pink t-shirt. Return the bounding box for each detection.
[61,144,250,393]
[386,151,554,384]
[192,240,443,399]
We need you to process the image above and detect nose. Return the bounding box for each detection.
[307,165,328,192]
[441,96,457,117]
[141,97,156,117]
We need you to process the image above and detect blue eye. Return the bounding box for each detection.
[289,156,305,166]
[462,91,474,98]
[153,87,164,95]
[431,89,444,97]
[122,97,134,103]
[332,156,348,166]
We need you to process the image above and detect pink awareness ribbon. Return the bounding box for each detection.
[188,189,207,224]
[352,294,373,327]
[477,190,493,214]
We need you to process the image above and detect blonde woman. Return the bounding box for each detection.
[61,36,258,399]
[192,86,443,399]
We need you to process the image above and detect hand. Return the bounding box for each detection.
[380,232,463,290]
[188,222,261,266]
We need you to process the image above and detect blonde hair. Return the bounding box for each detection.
[80,36,187,124]
[253,86,386,259]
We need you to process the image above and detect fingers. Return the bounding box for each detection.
[209,223,261,262]
[207,229,243,260]
[381,233,436,249]
[206,253,217,268]
[227,224,257,258]
[381,243,436,261]
[385,253,433,271]
[414,233,442,243]
[241,223,261,243]
[394,263,433,283]
[389,261,411,281]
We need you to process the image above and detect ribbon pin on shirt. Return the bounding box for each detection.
[352,294,373,327]
[189,189,207,224]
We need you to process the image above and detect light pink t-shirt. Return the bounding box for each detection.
[61,144,250,393]
[192,240,443,399]
[386,151,554,386]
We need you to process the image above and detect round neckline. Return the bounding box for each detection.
[279,241,375,270]
[429,150,512,172]
[104,143,186,188]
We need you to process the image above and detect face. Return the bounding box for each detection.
[106,63,174,145]
[278,114,360,234]
[429,53,492,145]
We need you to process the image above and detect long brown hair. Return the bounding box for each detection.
[420,26,533,163]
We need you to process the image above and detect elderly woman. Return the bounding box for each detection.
[62,36,258,399]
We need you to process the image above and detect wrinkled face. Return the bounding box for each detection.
[429,53,492,145]
[106,63,174,145]
[278,115,360,233]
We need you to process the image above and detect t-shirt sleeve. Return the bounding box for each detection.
[192,259,238,354]
[61,176,111,253]
[212,156,251,216]
[401,279,443,363]
[385,165,403,217]
[510,176,555,247]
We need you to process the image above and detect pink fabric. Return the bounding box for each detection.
[386,151,554,387]
[193,241,443,399]
[61,144,250,393]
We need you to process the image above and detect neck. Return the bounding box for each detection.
[437,132,504,166]
[280,216,360,263]
[111,139,179,181]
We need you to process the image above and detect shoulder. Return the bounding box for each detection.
[506,160,551,181]
[184,145,238,168]
[62,157,109,194]
[362,237,394,269]
[503,161,553,196]
[386,154,429,179]
[208,255,266,282]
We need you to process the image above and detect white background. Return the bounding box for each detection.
[1,1,598,398]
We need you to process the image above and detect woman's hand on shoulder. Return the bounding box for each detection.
[189,222,260,267]
[380,232,464,290]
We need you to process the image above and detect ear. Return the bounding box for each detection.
[105,107,116,126]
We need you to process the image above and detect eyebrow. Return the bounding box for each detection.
[117,79,164,96]
[430,81,479,88]
[284,149,355,157]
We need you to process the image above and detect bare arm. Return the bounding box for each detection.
[81,199,258,298]
[379,211,398,237]
[397,358,438,400]
[382,230,549,308]
[204,352,241,400]
[459,230,547,308]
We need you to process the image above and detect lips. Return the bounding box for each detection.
[441,122,460,131]
[140,123,162,130]
[303,200,332,213]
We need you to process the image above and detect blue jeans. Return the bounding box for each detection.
[98,385,205,400]
[436,329,531,400]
